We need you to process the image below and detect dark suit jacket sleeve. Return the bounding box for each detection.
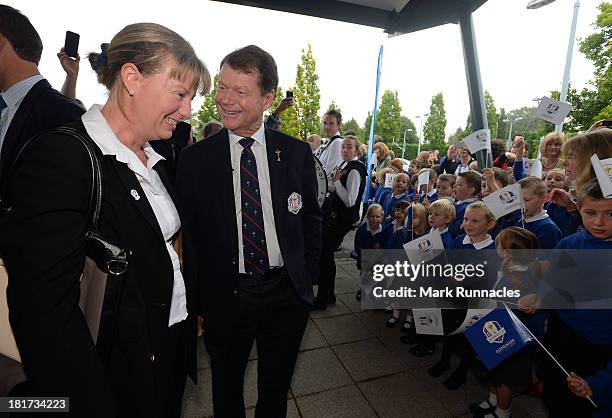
[300,142,322,283]
[2,133,115,415]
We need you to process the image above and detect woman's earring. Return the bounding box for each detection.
[128,90,135,96]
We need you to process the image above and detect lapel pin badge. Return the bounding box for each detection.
[287,192,302,214]
[275,149,281,162]
[130,189,141,201]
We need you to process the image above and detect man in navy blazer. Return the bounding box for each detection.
[0,5,84,198]
[0,5,84,396]
[176,45,321,418]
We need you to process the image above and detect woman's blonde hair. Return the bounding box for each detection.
[374,142,390,159]
[539,131,564,158]
[562,129,612,190]
[410,203,429,235]
[89,23,211,95]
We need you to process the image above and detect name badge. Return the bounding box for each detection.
[287,192,302,214]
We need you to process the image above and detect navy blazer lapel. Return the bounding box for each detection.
[0,82,46,169]
[265,128,286,237]
[109,157,164,240]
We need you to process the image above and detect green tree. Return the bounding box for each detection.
[191,72,220,137]
[423,93,447,151]
[376,90,402,145]
[362,112,373,143]
[293,43,321,139]
[266,86,285,118]
[448,127,463,143]
[279,87,300,138]
[342,117,361,137]
[462,90,498,138]
[577,2,612,124]
[400,116,419,144]
[497,108,508,140]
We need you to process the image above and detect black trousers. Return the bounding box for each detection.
[204,271,309,418]
[541,311,612,418]
[316,222,351,301]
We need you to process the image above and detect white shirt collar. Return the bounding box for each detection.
[228,123,265,147]
[393,192,406,199]
[427,188,437,197]
[1,75,44,108]
[462,234,493,250]
[524,211,549,223]
[456,197,477,205]
[328,131,340,139]
[508,263,529,272]
[436,226,449,235]
[82,104,165,182]
[366,222,383,235]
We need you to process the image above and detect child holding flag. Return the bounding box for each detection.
[567,363,612,418]
[537,178,612,417]
[513,177,562,249]
[469,227,546,418]
[382,173,410,221]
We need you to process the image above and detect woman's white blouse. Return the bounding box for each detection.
[82,105,187,327]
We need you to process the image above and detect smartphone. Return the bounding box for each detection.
[64,31,80,58]
[286,91,293,98]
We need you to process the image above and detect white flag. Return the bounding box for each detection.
[462,129,491,154]
[413,309,444,335]
[369,151,378,166]
[534,96,572,125]
[483,183,523,219]
[403,228,445,265]
[402,164,410,173]
[524,158,543,178]
[417,171,430,192]
[591,154,612,199]
[384,173,397,188]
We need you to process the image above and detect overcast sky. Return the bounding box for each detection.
[8,0,602,138]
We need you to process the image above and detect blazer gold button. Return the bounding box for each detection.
[233,290,238,295]
[148,354,155,363]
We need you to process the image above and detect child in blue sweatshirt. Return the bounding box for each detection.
[427,199,456,249]
[568,362,612,418]
[354,204,392,271]
[538,178,612,418]
[543,168,581,237]
[512,176,562,249]
[383,173,410,222]
[450,171,481,238]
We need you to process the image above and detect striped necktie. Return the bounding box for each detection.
[239,137,269,278]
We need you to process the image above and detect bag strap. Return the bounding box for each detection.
[3,126,102,229]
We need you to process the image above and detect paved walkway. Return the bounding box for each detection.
[182,230,548,418]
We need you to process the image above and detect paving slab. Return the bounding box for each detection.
[291,347,353,396]
[337,292,366,313]
[296,385,377,418]
[314,314,374,345]
[299,319,329,351]
[359,371,452,418]
[309,299,351,319]
[333,338,406,382]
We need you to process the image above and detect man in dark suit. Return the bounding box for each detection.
[0,5,84,396]
[176,45,322,418]
[0,5,84,196]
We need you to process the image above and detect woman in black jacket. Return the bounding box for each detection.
[313,135,366,310]
[2,23,210,417]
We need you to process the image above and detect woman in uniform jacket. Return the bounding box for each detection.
[313,135,366,310]
[1,23,210,417]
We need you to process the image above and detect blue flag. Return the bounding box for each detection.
[464,306,533,370]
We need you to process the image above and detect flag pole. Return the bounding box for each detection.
[502,304,597,408]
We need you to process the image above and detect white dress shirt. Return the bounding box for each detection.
[0,74,44,153]
[329,158,361,208]
[82,105,187,326]
[228,124,283,273]
[462,233,494,250]
[317,131,343,178]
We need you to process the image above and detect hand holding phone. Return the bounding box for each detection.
[64,31,80,59]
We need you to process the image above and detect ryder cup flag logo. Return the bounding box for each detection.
[483,183,523,220]
[483,321,506,344]
[403,228,444,265]
[462,129,491,154]
[418,239,433,252]
[535,97,572,125]
[465,307,533,370]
